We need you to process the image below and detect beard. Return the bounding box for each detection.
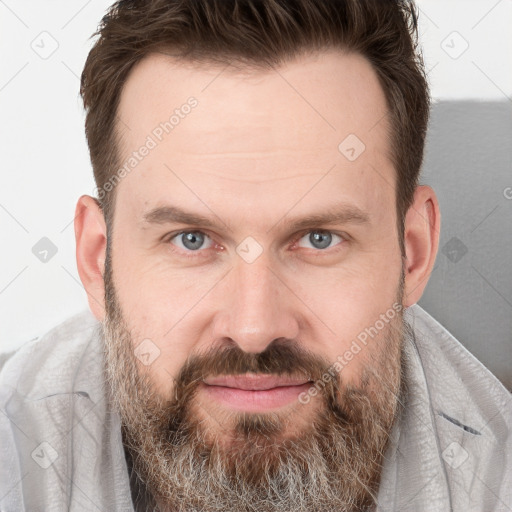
[101,249,408,512]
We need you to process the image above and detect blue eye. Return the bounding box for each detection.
[166,229,344,258]
[169,231,214,252]
[296,230,344,250]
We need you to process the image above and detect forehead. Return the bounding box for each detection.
[114,49,394,226]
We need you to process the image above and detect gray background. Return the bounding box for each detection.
[419,100,512,391]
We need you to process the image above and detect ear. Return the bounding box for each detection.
[403,185,441,306]
[74,195,107,322]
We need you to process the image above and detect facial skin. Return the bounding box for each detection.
[75,49,440,511]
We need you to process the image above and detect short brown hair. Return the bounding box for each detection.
[80,0,430,254]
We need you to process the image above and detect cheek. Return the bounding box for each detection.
[303,263,402,381]
[110,263,207,398]
[299,253,400,322]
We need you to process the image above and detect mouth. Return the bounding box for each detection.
[200,373,314,412]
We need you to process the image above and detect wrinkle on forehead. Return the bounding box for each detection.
[114,49,395,228]
[116,48,390,159]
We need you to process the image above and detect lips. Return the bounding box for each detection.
[202,373,311,391]
[200,373,314,412]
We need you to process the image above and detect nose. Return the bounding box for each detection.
[210,253,300,354]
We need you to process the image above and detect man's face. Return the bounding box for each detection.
[101,50,408,511]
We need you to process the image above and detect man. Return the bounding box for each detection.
[0,0,510,511]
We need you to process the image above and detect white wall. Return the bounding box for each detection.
[1,0,511,353]
[416,0,512,100]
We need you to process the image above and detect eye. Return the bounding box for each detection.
[168,231,214,253]
[295,230,345,251]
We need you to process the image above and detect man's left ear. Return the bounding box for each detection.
[403,185,441,306]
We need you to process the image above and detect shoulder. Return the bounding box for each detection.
[0,312,132,511]
[0,350,16,373]
[405,304,512,507]
[405,304,511,416]
[0,310,101,403]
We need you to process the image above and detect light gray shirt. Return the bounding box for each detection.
[0,305,511,511]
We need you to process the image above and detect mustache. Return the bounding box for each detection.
[159,338,350,440]
[173,338,337,390]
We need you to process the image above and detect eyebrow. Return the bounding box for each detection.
[141,203,370,232]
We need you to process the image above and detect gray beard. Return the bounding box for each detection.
[101,256,407,512]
